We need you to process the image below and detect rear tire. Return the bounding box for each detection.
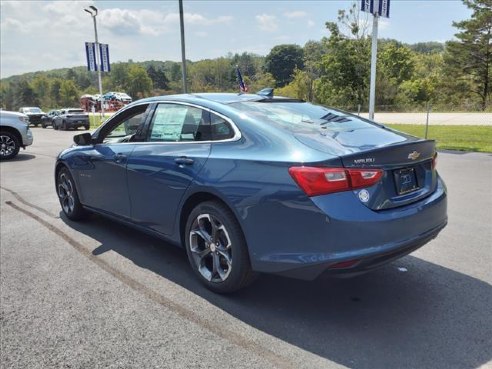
[185,201,257,293]
[0,131,20,160]
[84,125,90,130]
[56,167,88,221]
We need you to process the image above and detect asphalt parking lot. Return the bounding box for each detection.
[1,127,491,369]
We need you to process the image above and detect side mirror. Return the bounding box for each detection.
[73,133,93,146]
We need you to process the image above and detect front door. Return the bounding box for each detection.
[77,104,150,219]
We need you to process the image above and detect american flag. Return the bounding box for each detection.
[236,66,248,93]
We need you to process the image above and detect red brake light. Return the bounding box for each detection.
[432,152,438,170]
[289,166,383,196]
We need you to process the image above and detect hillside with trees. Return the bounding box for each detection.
[1,0,490,112]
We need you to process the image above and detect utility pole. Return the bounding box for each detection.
[368,14,378,121]
[361,0,390,121]
[179,0,188,93]
[84,6,105,118]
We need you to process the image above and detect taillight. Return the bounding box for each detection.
[288,166,383,197]
[432,152,438,170]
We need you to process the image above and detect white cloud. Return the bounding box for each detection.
[98,9,233,37]
[284,11,307,19]
[307,20,315,28]
[256,14,278,32]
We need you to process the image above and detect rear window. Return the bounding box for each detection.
[230,101,376,132]
[67,109,85,114]
[24,108,42,113]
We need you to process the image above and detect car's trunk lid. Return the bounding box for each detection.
[295,127,437,211]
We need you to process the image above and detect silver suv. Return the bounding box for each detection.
[0,110,34,159]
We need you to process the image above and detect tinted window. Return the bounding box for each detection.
[230,101,376,132]
[148,104,210,142]
[210,113,234,140]
[97,104,149,144]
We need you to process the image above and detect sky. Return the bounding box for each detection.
[0,0,471,78]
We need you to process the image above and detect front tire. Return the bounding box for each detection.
[185,201,256,293]
[0,131,20,160]
[56,167,87,221]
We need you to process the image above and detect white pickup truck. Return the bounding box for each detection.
[0,110,34,160]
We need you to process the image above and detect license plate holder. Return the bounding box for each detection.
[394,167,419,195]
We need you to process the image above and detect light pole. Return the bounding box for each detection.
[84,5,105,118]
[179,0,188,93]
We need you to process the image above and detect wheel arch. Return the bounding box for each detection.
[0,126,22,146]
[179,191,243,248]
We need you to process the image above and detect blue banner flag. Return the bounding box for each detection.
[361,0,375,14]
[236,66,248,93]
[99,43,111,72]
[378,0,390,18]
[85,42,97,72]
[361,0,390,17]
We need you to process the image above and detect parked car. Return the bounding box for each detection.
[1,110,33,159]
[41,109,60,128]
[53,108,90,130]
[103,91,132,103]
[54,93,447,293]
[18,107,47,127]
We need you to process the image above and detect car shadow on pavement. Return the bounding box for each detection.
[5,153,36,162]
[63,214,492,369]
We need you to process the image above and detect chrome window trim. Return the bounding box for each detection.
[96,100,242,145]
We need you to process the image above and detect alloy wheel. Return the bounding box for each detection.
[57,172,75,215]
[189,213,233,282]
[0,134,17,158]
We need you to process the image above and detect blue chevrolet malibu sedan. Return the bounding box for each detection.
[55,93,447,293]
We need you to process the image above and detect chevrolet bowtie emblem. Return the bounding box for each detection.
[408,151,421,160]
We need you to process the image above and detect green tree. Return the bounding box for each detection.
[276,68,312,100]
[110,63,130,90]
[0,82,15,110]
[444,0,492,110]
[317,22,370,109]
[126,65,152,99]
[147,65,169,90]
[303,40,328,101]
[60,80,79,106]
[31,75,51,108]
[14,80,38,108]
[264,44,304,87]
[50,79,62,107]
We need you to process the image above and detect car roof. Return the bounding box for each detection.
[137,93,301,106]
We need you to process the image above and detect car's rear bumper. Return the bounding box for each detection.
[66,119,89,127]
[243,176,447,280]
[273,220,446,280]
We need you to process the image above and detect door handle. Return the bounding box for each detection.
[114,153,127,164]
[174,157,194,165]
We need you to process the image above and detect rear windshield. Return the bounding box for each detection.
[25,108,42,113]
[230,101,376,132]
[68,109,85,114]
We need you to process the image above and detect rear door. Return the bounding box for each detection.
[127,102,213,235]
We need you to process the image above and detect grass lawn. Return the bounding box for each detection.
[89,114,112,129]
[386,124,492,153]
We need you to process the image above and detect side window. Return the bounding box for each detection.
[210,113,234,140]
[98,105,149,144]
[148,104,210,142]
